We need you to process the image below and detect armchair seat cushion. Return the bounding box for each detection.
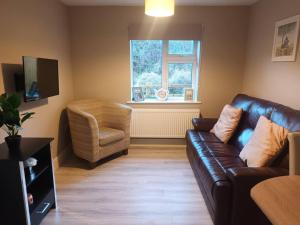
[99,127,125,146]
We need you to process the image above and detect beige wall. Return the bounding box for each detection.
[243,0,300,109]
[0,0,74,158]
[70,6,249,117]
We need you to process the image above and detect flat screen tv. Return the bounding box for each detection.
[21,56,59,102]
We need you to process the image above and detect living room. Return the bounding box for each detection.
[0,0,299,225]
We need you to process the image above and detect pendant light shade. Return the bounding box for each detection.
[145,0,175,17]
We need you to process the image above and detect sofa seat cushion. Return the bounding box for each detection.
[186,130,238,158]
[214,156,245,173]
[195,156,231,205]
[195,154,245,192]
[186,129,245,224]
[186,129,222,144]
[186,130,245,198]
[99,127,125,146]
[193,142,212,158]
[186,130,212,157]
[205,142,241,158]
[188,149,234,225]
[198,131,223,143]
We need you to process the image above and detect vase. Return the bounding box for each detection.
[5,135,21,152]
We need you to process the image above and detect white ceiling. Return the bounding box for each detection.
[61,0,259,6]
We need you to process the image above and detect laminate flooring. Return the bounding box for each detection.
[42,148,213,225]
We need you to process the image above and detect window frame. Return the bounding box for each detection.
[130,40,201,101]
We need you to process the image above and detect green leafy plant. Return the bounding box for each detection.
[0,93,35,136]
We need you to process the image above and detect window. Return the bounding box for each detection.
[130,40,200,101]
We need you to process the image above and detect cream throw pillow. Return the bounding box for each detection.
[211,104,243,143]
[239,116,288,167]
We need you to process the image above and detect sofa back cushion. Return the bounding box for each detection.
[229,94,300,153]
[229,95,273,150]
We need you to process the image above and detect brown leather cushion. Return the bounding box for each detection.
[193,142,212,158]
[186,130,212,158]
[214,156,245,173]
[194,156,236,204]
[186,129,247,225]
[271,107,300,132]
[186,130,241,158]
[186,130,245,203]
[205,142,241,158]
[192,150,245,192]
[185,129,222,143]
[198,131,222,143]
[230,94,300,153]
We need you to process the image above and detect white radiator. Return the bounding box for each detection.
[130,109,200,138]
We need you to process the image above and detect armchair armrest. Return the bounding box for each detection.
[67,107,100,160]
[100,103,132,137]
[192,118,218,132]
[226,167,288,225]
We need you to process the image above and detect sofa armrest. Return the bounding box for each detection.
[192,118,218,132]
[227,167,288,184]
[226,167,288,225]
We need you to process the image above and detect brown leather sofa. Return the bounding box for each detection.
[186,94,300,225]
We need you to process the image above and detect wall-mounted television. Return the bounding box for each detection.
[16,56,59,102]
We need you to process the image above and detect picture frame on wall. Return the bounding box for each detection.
[184,88,194,101]
[132,87,144,102]
[272,15,300,62]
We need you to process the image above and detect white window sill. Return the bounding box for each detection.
[126,100,202,105]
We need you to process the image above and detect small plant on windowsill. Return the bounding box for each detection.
[0,93,35,152]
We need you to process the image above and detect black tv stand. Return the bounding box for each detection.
[0,138,56,225]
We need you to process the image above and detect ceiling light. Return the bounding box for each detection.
[145,0,175,17]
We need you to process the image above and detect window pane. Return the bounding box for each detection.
[168,63,193,97]
[131,40,163,99]
[168,40,194,55]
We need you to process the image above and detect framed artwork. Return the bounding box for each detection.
[184,88,194,101]
[132,87,144,102]
[272,15,300,62]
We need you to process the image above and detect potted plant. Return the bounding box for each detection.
[0,93,35,152]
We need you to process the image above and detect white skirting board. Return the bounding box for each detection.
[130,108,200,138]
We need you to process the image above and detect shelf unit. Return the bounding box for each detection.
[25,164,50,187]
[0,138,56,225]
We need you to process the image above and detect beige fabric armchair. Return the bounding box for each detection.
[67,99,132,167]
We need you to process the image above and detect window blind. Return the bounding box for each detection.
[128,23,203,40]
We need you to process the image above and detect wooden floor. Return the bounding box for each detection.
[42,148,213,225]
